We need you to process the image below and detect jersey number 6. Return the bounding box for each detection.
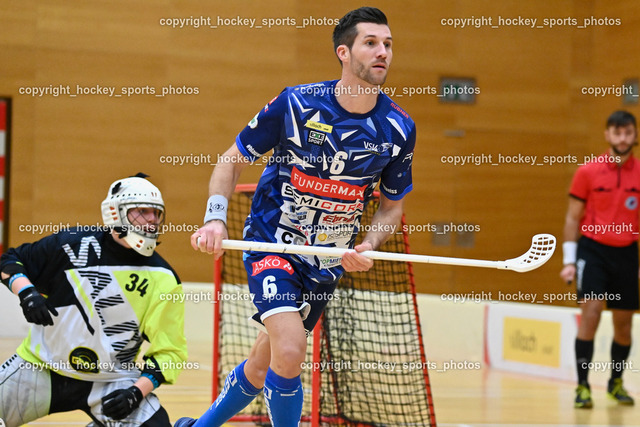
[329,151,348,174]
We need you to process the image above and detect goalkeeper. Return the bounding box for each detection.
[0,173,187,426]
[180,7,416,427]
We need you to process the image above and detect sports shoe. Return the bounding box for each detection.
[575,383,593,409]
[607,378,635,405]
[174,417,198,427]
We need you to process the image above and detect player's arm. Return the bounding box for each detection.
[342,194,404,272]
[103,272,187,420]
[560,196,585,284]
[192,88,286,257]
[191,143,249,259]
[345,116,415,272]
[0,239,60,326]
[1,266,32,295]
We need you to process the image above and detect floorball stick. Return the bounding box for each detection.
[200,234,555,273]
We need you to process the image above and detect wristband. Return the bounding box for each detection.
[9,274,28,292]
[141,372,161,389]
[17,283,35,294]
[204,195,228,225]
[562,241,578,265]
[141,356,165,388]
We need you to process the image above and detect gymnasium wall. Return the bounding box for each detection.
[0,0,637,305]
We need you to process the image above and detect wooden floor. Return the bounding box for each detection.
[2,338,640,426]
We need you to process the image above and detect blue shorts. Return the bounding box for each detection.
[243,252,338,333]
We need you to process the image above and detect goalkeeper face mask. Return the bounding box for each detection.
[101,174,165,256]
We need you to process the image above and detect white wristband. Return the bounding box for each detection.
[562,241,578,265]
[204,195,228,225]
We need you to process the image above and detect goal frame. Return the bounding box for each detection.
[211,183,437,426]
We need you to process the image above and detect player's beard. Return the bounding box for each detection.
[352,59,388,86]
[610,141,636,156]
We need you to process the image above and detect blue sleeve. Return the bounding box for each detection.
[236,88,288,161]
[380,123,416,200]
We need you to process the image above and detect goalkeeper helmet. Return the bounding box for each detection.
[101,173,165,256]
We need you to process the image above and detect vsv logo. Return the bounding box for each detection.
[364,142,379,152]
[364,141,392,155]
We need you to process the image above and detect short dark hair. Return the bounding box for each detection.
[606,110,637,129]
[333,7,388,56]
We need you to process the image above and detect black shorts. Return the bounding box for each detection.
[576,236,639,310]
[49,370,171,426]
[0,354,170,427]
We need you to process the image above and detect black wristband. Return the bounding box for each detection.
[141,356,165,387]
[1,263,28,287]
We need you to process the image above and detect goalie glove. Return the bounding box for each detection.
[102,386,144,419]
[18,286,58,326]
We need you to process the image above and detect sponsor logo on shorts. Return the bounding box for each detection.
[252,255,294,276]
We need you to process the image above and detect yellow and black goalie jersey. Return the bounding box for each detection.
[0,228,187,384]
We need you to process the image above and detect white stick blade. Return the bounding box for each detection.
[503,233,556,273]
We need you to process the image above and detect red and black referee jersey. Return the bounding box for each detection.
[570,153,640,247]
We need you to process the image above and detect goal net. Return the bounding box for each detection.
[212,184,436,426]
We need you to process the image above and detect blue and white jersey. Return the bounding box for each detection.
[236,80,416,283]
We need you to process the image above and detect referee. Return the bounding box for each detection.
[561,110,639,408]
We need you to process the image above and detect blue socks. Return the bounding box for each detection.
[194,360,261,427]
[191,361,303,427]
[264,368,303,427]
